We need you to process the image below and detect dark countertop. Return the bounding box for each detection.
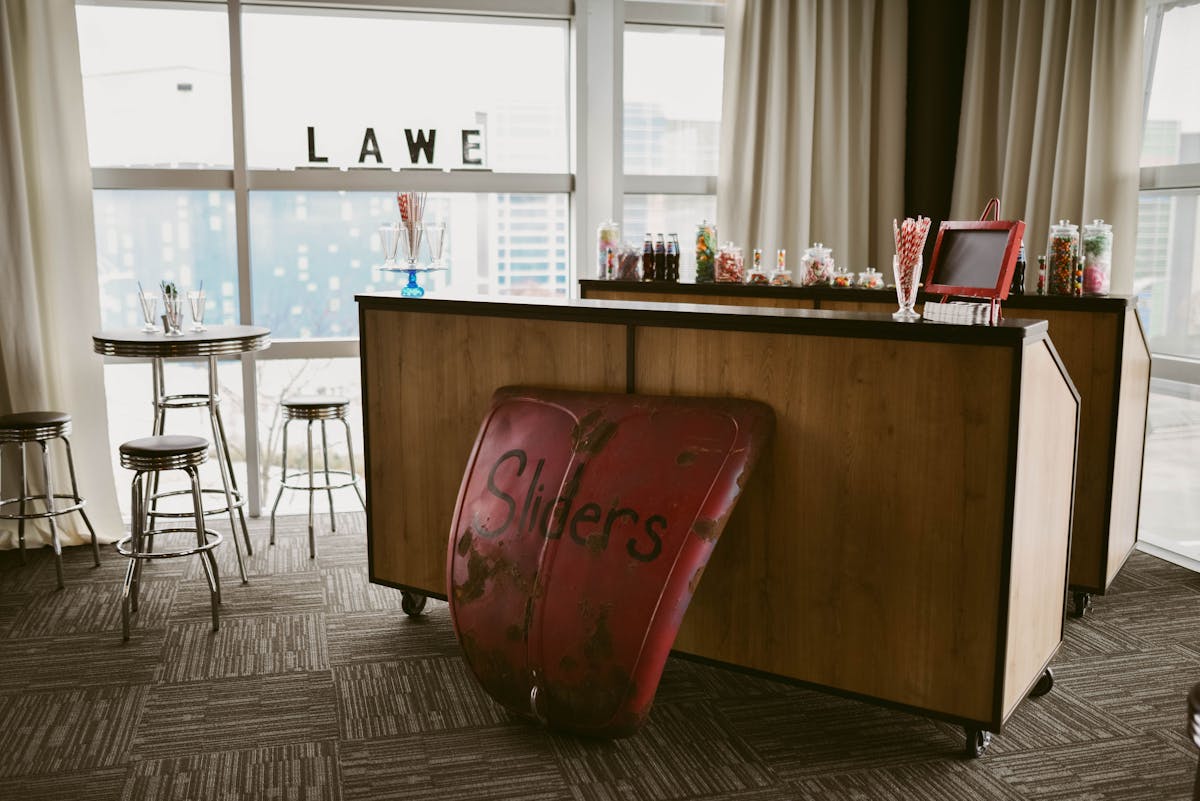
[356,291,1049,347]
[578,279,1139,312]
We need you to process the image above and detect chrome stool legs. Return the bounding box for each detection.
[1,432,100,590]
[269,414,365,559]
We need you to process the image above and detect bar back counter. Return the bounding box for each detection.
[357,292,1079,754]
[581,281,1151,613]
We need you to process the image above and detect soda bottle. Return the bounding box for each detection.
[1011,241,1026,295]
[641,234,654,281]
[669,234,681,281]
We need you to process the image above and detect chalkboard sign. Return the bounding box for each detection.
[924,220,1026,300]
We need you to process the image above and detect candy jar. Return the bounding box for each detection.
[715,242,745,283]
[616,242,640,281]
[1082,219,1112,295]
[831,266,854,288]
[596,220,620,279]
[857,267,885,289]
[1036,256,1047,295]
[695,220,717,283]
[770,249,793,286]
[746,248,769,284]
[800,242,834,286]
[1046,220,1078,296]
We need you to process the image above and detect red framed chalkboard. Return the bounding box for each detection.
[924,219,1026,302]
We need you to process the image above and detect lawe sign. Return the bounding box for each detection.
[304,122,488,169]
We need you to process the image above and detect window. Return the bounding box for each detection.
[1137,0,1200,565]
[77,0,725,516]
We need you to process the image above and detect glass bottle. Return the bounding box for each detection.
[747,248,769,284]
[1081,219,1112,295]
[770,249,793,286]
[1011,240,1026,295]
[641,233,654,281]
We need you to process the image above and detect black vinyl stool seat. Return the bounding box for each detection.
[270,395,365,558]
[0,411,99,588]
[117,434,221,640]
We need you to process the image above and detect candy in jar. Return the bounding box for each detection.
[800,242,834,286]
[1046,220,1078,296]
[596,220,620,279]
[1082,219,1112,295]
[1036,256,1047,295]
[715,242,745,283]
[695,221,717,283]
[857,267,884,289]
[747,248,769,284]
[616,242,640,281]
[831,266,854,288]
[770,249,793,286]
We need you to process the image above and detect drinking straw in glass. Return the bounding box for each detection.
[187,290,207,332]
[138,291,159,333]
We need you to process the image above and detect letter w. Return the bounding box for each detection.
[405,129,436,164]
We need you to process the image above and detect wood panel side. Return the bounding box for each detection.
[1106,310,1151,583]
[362,309,627,593]
[1002,340,1076,718]
[1035,310,1118,591]
[585,289,817,310]
[635,329,1012,723]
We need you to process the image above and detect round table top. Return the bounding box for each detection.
[93,325,271,358]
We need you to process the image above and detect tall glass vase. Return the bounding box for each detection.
[892,254,922,321]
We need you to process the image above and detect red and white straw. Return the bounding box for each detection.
[893,215,931,296]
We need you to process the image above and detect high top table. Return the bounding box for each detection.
[93,325,270,582]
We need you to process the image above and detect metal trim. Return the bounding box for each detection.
[246,168,573,193]
[625,0,724,27]
[92,330,270,358]
[0,423,71,443]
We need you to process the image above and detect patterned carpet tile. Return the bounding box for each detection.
[1107,552,1200,594]
[0,767,129,801]
[680,657,807,700]
[1074,583,1200,649]
[0,590,29,638]
[324,566,408,614]
[789,761,1027,801]
[334,656,508,739]
[6,578,176,638]
[0,685,147,778]
[181,521,321,580]
[23,544,132,590]
[132,671,338,759]
[157,612,329,683]
[1056,612,1159,660]
[717,691,961,780]
[1049,647,1200,732]
[983,734,1198,800]
[120,740,341,801]
[338,725,572,801]
[549,701,777,801]
[0,546,49,594]
[327,607,459,665]
[0,628,165,695]
[169,570,325,623]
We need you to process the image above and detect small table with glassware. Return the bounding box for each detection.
[92,325,270,583]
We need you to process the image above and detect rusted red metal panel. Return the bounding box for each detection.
[448,386,773,737]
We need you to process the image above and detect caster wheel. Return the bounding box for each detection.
[963,726,992,758]
[401,591,427,617]
[1071,591,1092,618]
[1030,667,1054,698]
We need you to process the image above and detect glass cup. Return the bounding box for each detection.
[398,222,424,268]
[187,290,207,332]
[162,293,184,336]
[892,254,922,321]
[379,222,400,268]
[138,292,160,333]
[424,222,446,267]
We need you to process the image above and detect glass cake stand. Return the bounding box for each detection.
[379,265,446,298]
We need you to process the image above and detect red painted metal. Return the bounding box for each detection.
[447,385,774,737]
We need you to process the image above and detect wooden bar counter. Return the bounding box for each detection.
[357,292,1079,751]
[581,280,1150,613]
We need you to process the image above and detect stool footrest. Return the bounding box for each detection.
[0,493,88,520]
[116,527,222,560]
[278,469,361,493]
[147,487,245,518]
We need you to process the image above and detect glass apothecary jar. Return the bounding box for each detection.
[770,249,793,286]
[800,242,834,286]
[746,248,769,284]
[596,220,620,279]
[715,242,745,283]
[1082,219,1112,295]
[1046,220,1078,296]
[695,221,717,283]
[857,267,885,289]
[831,266,854,288]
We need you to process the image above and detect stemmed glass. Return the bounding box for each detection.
[138,291,159,333]
[424,222,446,268]
[398,223,426,298]
[379,222,400,269]
[187,290,207,332]
[162,293,184,336]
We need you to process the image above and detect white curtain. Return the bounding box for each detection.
[717,0,908,272]
[951,0,1145,292]
[1,0,121,546]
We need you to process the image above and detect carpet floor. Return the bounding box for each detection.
[0,512,1197,800]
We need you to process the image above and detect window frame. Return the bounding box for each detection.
[82,0,725,516]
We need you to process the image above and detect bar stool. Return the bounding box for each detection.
[268,396,366,558]
[117,435,221,640]
[0,411,100,589]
